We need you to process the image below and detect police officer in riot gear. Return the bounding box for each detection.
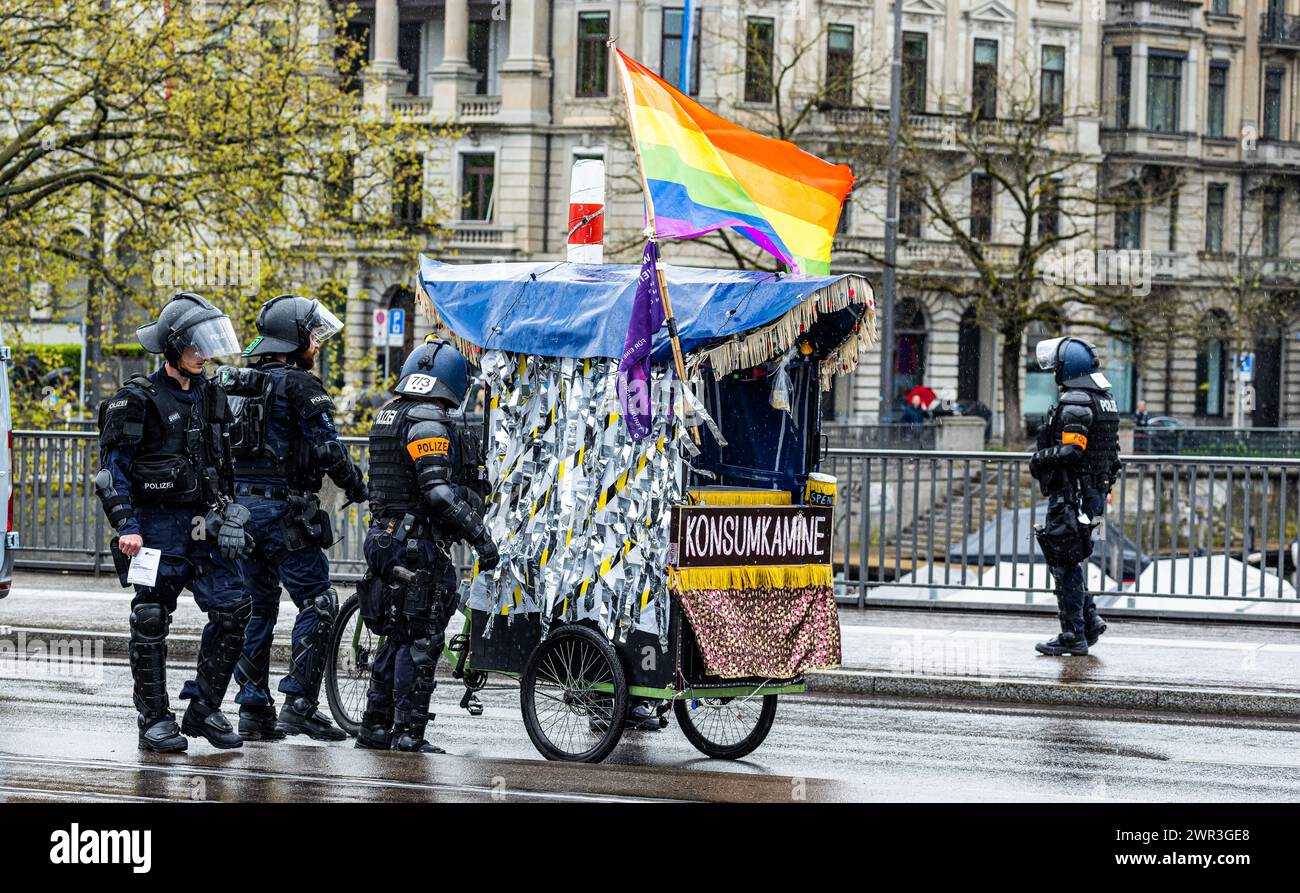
[219,294,366,742]
[355,338,498,753]
[1029,337,1122,657]
[95,292,252,752]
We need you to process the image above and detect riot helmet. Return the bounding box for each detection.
[137,292,241,378]
[394,337,468,404]
[244,294,343,367]
[1035,336,1110,389]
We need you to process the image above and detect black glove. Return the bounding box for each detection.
[345,478,368,506]
[475,537,500,572]
[210,502,252,560]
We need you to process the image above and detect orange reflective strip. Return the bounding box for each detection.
[407,437,451,460]
[1062,432,1088,450]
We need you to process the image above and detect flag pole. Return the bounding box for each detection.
[611,39,701,444]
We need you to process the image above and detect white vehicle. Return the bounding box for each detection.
[0,327,14,597]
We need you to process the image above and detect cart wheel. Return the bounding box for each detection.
[673,694,778,760]
[520,625,628,763]
[325,594,376,737]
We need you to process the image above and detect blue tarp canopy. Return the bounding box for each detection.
[416,256,871,366]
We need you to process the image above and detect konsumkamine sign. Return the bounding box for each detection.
[669,505,833,568]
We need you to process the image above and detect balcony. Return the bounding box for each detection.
[457,95,501,121]
[1243,256,1300,284]
[1106,1,1200,30]
[822,107,1032,146]
[444,221,518,257]
[1254,140,1300,167]
[1260,12,1300,50]
[832,235,1018,272]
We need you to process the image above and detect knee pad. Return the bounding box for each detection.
[130,603,170,641]
[214,598,254,635]
[313,588,339,622]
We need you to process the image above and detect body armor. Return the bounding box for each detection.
[368,399,484,522]
[1048,386,1121,491]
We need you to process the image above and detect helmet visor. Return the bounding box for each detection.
[186,316,243,361]
[306,303,344,344]
[1036,337,1068,371]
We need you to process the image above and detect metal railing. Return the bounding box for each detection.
[10,431,470,580]
[1134,426,1300,458]
[12,432,1299,618]
[822,448,1300,615]
[824,423,936,450]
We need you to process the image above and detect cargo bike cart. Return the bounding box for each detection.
[326,257,876,763]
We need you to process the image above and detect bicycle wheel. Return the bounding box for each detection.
[520,624,628,763]
[325,594,379,737]
[673,693,778,760]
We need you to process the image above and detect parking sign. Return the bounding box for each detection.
[389,308,405,338]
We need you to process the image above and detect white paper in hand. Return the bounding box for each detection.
[127,548,162,588]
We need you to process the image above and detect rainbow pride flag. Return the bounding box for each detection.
[615,48,853,275]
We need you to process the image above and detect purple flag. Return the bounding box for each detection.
[617,240,666,441]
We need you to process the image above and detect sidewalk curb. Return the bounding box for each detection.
[14,625,1300,720]
[807,668,1300,719]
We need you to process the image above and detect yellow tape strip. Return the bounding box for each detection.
[668,563,833,592]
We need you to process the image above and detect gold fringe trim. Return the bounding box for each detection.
[701,275,878,389]
[415,273,878,386]
[669,563,832,592]
[685,488,792,507]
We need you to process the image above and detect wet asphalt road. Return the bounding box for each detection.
[2,660,1299,802]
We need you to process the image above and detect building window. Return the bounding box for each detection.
[971,173,993,241]
[1106,334,1137,414]
[337,20,370,95]
[1116,206,1142,250]
[661,7,700,94]
[900,177,923,238]
[392,153,423,230]
[744,17,775,103]
[397,20,422,96]
[576,12,610,97]
[1114,49,1131,128]
[323,152,355,221]
[468,18,492,95]
[1168,191,1179,252]
[825,25,854,108]
[1147,52,1183,133]
[1206,183,1226,254]
[460,153,495,221]
[1263,67,1284,141]
[1040,45,1065,125]
[973,39,998,120]
[1195,312,1230,418]
[1263,190,1282,257]
[892,299,928,414]
[902,32,928,113]
[1211,0,1229,14]
[957,307,982,403]
[1039,178,1060,239]
[1207,62,1228,139]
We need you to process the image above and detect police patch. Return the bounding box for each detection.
[407,436,450,460]
[375,409,398,426]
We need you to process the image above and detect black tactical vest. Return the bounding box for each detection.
[367,398,483,521]
[1055,386,1121,487]
[120,374,230,506]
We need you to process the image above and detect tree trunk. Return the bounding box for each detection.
[1000,325,1024,447]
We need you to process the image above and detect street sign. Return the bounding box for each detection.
[1243,384,1256,413]
[389,308,405,339]
[1235,351,1254,382]
[372,309,388,346]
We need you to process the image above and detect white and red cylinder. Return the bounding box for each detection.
[567,158,605,264]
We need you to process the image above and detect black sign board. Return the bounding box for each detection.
[668,504,833,568]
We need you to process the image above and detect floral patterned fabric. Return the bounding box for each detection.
[675,584,841,679]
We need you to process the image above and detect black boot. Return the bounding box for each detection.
[391,723,444,753]
[129,604,187,753]
[1035,631,1090,657]
[1085,607,1108,646]
[181,599,252,749]
[627,700,667,731]
[181,699,244,749]
[277,695,348,741]
[238,704,286,741]
[355,708,393,750]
